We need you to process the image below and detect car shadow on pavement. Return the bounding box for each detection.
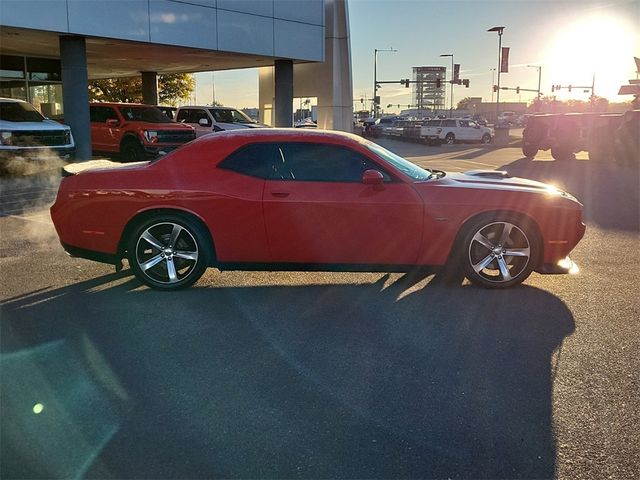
[1,270,575,479]
[499,156,639,232]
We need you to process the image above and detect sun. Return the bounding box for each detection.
[543,14,638,101]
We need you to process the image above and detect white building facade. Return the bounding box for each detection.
[0,0,353,159]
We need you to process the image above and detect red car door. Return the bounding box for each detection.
[89,105,120,153]
[263,142,424,265]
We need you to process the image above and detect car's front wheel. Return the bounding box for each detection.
[444,133,455,144]
[460,215,539,288]
[127,215,210,290]
[481,133,492,144]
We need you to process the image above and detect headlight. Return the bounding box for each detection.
[0,131,13,146]
[143,130,158,143]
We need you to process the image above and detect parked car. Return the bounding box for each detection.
[420,118,493,145]
[175,106,266,137]
[521,112,625,160]
[497,111,517,126]
[51,129,585,290]
[367,116,397,137]
[0,97,75,167]
[89,103,195,161]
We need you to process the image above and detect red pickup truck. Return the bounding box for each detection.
[89,103,195,161]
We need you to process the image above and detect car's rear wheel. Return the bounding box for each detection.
[127,215,209,290]
[445,133,455,144]
[481,133,491,144]
[460,215,539,288]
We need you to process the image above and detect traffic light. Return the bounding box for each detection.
[551,85,555,92]
[436,78,441,88]
[374,95,380,105]
[462,79,470,88]
[516,86,520,94]
[568,85,572,92]
[404,78,410,88]
[493,85,498,92]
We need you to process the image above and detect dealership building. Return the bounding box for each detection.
[0,0,352,159]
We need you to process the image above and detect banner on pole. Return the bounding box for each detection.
[501,47,510,73]
[453,63,460,81]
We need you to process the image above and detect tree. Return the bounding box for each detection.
[457,97,471,110]
[89,73,194,105]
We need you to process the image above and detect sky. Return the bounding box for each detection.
[194,0,639,113]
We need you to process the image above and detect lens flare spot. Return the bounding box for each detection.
[32,403,44,414]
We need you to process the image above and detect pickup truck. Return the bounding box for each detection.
[175,106,266,137]
[420,118,493,145]
[89,103,196,161]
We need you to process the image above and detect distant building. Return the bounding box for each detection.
[412,66,446,113]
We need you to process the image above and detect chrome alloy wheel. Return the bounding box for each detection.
[468,221,531,284]
[135,222,199,285]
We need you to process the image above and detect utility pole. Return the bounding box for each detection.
[488,26,505,123]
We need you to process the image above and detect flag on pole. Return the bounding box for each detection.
[501,47,510,73]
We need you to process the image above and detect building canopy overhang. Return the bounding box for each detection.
[1,26,303,79]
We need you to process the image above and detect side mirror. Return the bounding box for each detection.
[198,118,210,126]
[106,119,119,128]
[362,169,384,185]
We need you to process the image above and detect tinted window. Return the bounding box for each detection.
[274,143,390,182]
[118,106,168,123]
[425,120,441,126]
[459,120,470,128]
[0,101,44,122]
[90,106,118,123]
[210,108,253,124]
[219,143,275,179]
[442,119,456,127]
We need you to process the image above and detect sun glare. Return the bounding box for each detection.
[544,15,638,100]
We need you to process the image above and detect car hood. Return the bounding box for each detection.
[443,170,573,197]
[0,119,71,131]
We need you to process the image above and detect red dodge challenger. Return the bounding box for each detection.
[51,129,585,290]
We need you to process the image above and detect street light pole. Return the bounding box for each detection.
[527,64,542,98]
[373,47,397,118]
[440,53,454,117]
[490,68,496,102]
[488,26,505,124]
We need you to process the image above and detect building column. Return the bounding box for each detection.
[274,59,293,127]
[141,71,159,105]
[60,36,91,160]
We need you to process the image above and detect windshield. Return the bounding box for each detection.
[209,108,254,124]
[0,101,45,122]
[118,106,170,123]
[365,141,432,181]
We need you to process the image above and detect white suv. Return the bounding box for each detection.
[0,98,75,160]
[175,106,267,137]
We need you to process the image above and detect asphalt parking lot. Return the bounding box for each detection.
[1,139,638,479]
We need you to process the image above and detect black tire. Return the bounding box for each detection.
[522,143,539,158]
[444,133,455,145]
[121,138,146,162]
[127,214,210,290]
[481,133,491,144]
[551,145,573,160]
[459,213,540,288]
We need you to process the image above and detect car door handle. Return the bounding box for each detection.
[270,192,290,198]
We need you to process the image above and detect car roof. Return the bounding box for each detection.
[178,105,237,110]
[89,102,158,107]
[193,128,367,146]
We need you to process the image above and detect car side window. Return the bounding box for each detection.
[273,143,392,183]
[176,109,191,124]
[459,120,470,128]
[218,143,275,179]
[442,119,456,127]
[90,106,118,123]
